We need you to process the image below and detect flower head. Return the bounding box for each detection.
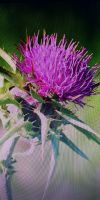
[14,33,100,105]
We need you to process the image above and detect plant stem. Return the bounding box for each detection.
[0,173,8,200]
[5,137,19,200]
[0,120,26,145]
[0,136,19,200]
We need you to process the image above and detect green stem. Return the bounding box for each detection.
[0,120,27,145]
[0,137,19,200]
[5,137,19,200]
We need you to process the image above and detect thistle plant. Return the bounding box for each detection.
[0,33,100,200]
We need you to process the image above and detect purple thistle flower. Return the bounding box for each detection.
[14,33,100,105]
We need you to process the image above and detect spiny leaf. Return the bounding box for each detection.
[24,121,33,132]
[40,102,55,116]
[50,134,59,159]
[52,99,84,123]
[0,59,15,75]
[24,121,39,138]
[0,48,16,73]
[57,110,100,146]
[0,120,26,145]
[26,131,39,139]
[60,132,89,160]
[10,71,24,88]
[0,98,20,107]
[16,97,41,133]
[72,124,100,145]
[0,67,16,85]
[31,89,45,103]
[0,81,12,95]
[0,67,24,88]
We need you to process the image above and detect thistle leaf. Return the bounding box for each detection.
[0,67,24,88]
[16,97,41,133]
[60,132,89,160]
[50,133,59,159]
[59,110,100,145]
[0,120,26,145]
[52,100,84,123]
[30,90,45,103]
[40,102,55,116]
[0,67,15,85]
[24,121,33,132]
[24,121,39,139]
[0,48,16,73]
[10,71,24,88]
[0,98,20,107]
[72,124,100,145]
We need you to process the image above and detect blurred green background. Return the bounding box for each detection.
[0,0,100,65]
[0,1,100,199]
